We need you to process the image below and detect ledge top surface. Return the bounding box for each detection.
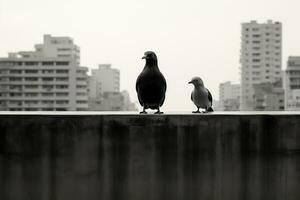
[0,111,300,116]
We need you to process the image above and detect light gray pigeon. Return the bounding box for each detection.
[188,77,213,113]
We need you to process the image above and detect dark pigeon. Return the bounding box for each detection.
[136,51,167,114]
[188,76,213,113]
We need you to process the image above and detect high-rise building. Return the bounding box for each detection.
[285,56,300,110]
[0,35,88,111]
[88,64,136,111]
[240,20,282,110]
[18,34,80,65]
[219,81,240,111]
[89,64,120,99]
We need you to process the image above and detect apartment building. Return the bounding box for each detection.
[89,64,120,99]
[17,34,80,65]
[219,81,240,111]
[285,56,300,110]
[240,20,282,110]
[0,35,88,111]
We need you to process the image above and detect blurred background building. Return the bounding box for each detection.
[0,35,88,111]
[219,81,240,111]
[253,81,284,110]
[88,64,136,111]
[285,56,300,110]
[240,20,283,111]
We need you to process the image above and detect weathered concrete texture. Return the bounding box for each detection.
[0,114,299,200]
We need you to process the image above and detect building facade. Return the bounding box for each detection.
[285,56,300,110]
[219,81,240,111]
[240,20,282,110]
[88,64,136,111]
[89,64,120,99]
[0,35,88,111]
[17,34,80,65]
[253,82,284,111]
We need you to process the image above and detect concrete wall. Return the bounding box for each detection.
[0,113,299,200]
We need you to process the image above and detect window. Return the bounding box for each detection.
[56,77,69,81]
[42,93,53,97]
[9,93,22,97]
[25,62,38,66]
[25,85,38,89]
[56,100,69,104]
[25,77,38,81]
[42,108,54,111]
[25,70,38,73]
[42,62,54,66]
[10,70,22,74]
[42,85,54,89]
[58,54,71,57]
[77,92,87,96]
[42,70,54,74]
[24,100,38,104]
[42,77,54,81]
[56,85,68,89]
[25,93,38,97]
[42,100,54,104]
[56,93,68,96]
[9,85,22,90]
[252,53,260,56]
[56,108,67,111]
[57,48,71,51]
[76,100,87,104]
[9,77,22,81]
[56,69,69,74]
[76,85,86,89]
[56,61,69,65]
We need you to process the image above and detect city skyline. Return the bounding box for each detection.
[2,0,300,111]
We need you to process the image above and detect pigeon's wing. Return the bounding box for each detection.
[207,88,213,105]
[160,72,167,92]
[136,73,142,92]
[136,74,143,106]
[159,73,167,106]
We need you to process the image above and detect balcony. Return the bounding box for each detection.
[0,112,299,200]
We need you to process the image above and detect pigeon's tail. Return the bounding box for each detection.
[207,107,214,112]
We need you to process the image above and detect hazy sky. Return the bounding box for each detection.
[1,0,300,111]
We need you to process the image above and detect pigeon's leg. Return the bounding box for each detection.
[140,106,147,114]
[154,107,163,114]
[192,107,201,113]
[202,106,208,113]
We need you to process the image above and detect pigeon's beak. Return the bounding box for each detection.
[188,81,192,84]
[142,56,147,59]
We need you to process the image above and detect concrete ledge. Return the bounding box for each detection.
[0,113,299,200]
